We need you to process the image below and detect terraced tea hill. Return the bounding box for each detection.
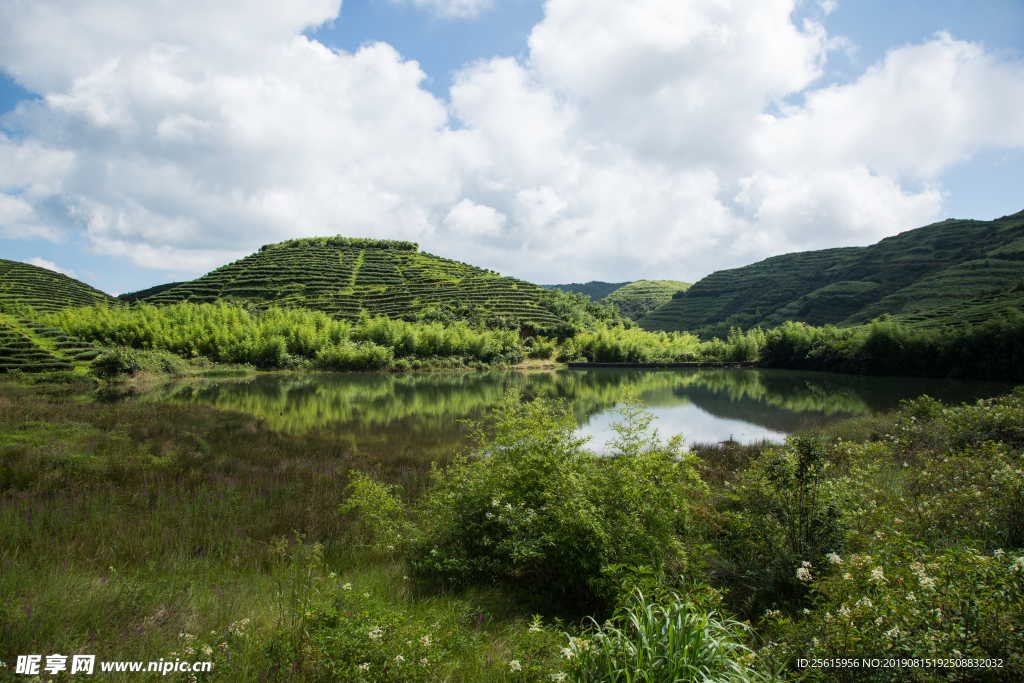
[639,210,1024,333]
[542,281,632,300]
[898,282,1024,330]
[0,315,103,373]
[0,259,115,314]
[117,282,187,304]
[602,280,691,321]
[143,237,561,327]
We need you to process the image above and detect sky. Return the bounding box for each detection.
[1,0,1023,296]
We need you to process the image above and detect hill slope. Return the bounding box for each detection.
[639,210,1024,334]
[0,259,115,314]
[144,237,562,327]
[541,281,632,300]
[117,282,187,304]
[602,280,691,320]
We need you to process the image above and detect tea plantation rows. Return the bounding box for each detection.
[143,237,561,326]
[0,259,114,313]
[0,317,102,373]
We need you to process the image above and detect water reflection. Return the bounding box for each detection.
[141,368,1011,457]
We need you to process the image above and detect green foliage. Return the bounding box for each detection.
[562,585,769,683]
[768,542,1024,682]
[758,315,1024,381]
[43,302,524,370]
[709,434,848,614]
[90,346,142,378]
[537,288,629,336]
[339,471,410,552]
[410,390,705,608]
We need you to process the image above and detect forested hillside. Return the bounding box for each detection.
[141,236,562,328]
[639,210,1024,334]
[0,259,115,313]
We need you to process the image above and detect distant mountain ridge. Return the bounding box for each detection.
[639,210,1024,335]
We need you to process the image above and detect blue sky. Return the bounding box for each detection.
[1,0,1023,295]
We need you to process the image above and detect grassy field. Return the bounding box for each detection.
[640,210,1024,334]
[1,369,1022,682]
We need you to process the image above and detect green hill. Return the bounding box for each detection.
[601,280,691,321]
[117,282,187,304]
[143,236,562,327]
[0,259,115,314]
[898,281,1024,329]
[639,210,1024,335]
[541,281,632,300]
[0,313,103,373]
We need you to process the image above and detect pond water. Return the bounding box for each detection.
[139,368,1012,458]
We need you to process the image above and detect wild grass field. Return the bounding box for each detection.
[1,368,1022,682]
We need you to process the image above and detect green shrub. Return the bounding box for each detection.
[90,346,141,378]
[765,540,1024,682]
[711,434,848,614]
[338,471,410,553]
[410,390,706,608]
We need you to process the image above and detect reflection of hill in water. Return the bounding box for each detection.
[143,369,1010,456]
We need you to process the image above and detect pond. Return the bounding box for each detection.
[137,367,1012,458]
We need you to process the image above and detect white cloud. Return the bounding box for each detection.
[442,199,506,236]
[0,0,1022,287]
[394,0,494,19]
[23,257,77,279]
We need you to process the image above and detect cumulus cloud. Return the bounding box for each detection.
[0,0,1022,285]
[23,257,77,279]
[443,199,506,236]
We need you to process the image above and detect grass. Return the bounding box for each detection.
[0,378,566,682]
[3,366,1023,681]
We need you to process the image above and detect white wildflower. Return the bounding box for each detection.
[826,552,843,565]
[885,626,901,639]
[357,663,370,672]
[796,567,812,582]
[420,634,432,647]
[342,583,352,591]
[870,566,886,583]
[394,655,405,663]
[509,660,522,672]
[560,648,573,660]
[368,628,383,640]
